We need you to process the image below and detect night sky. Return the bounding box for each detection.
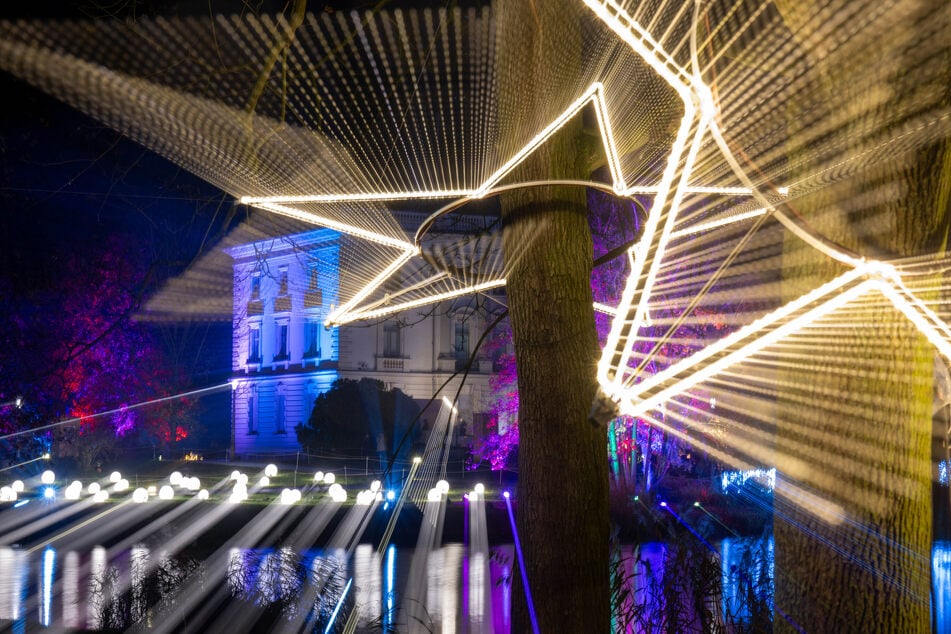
[0,7,250,448]
[0,1,487,450]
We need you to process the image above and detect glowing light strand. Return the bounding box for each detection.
[230,0,951,421]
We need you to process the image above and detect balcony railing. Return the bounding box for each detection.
[378,357,404,371]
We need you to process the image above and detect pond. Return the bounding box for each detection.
[0,539,948,632]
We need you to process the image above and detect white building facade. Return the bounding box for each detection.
[228,226,497,458]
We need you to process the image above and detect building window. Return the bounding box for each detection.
[275,322,289,361]
[248,326,261,363]
[275,395,286,433]
[308,264,320,291]
[278,265,289,296]
[250,269,261,299]
[383,322,401,358]
[247,396,256,434]
[305,320,321,359]
[454,321,470,370]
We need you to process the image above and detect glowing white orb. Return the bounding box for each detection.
[11,481,23,493]
[109,471,121,483]
[427,488,443,502]
[264,464,278,477]
[436,480,450,495]
[69,480,82,490]
[132,488,149,503]
[197,489,209,500]
[323,473,335,485]
[474,483,485,495]
[40,470,55,485]
[64,484,81,501]
[88,482,101,495]
[0,487,15,502]
[355,490,374,506]
[280,488,301,505]
[331,488,347,503]
[328,483,343,497]
[169,471,183,486]
[370,480,381,492]
[259,476,270,487]
[114,479,129,492]
[93,490,109,503]
[230,470,241,481]
[186,477,201,491]
[158,485,174,500]
[236,473,249,486]
[413,456,422,464]
[314,471,324,482]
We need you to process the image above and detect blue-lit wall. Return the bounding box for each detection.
[229,229,340,457]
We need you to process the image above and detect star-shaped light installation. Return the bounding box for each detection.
[2,1,946,425]
[236,0,951,422]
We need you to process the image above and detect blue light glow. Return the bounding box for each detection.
[386,490,395,501]
[939,460,948,486]
[13,499,29,508]
[40,547,55,626]
[384,545,396,631]
[936,542,951,630]
[43,487,56,500]
[324,577,352,634]
[721,468,776,493]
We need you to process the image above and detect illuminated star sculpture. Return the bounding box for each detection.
[237,0,951,423]
[3,1,947,424]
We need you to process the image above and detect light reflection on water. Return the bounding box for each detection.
[0,540,946,632]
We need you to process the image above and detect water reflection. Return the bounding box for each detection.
[936,541,951,632]
[0,540,946,632]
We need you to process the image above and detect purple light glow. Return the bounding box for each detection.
[503,490,539,634]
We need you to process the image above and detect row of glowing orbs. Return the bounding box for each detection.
[426,480,452,502]
[227,465,278,503]
[0,479,25,501]
[2,465,399,506]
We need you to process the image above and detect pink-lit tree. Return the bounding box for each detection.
[3,237,200,470]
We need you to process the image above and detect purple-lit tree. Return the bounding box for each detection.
[467,318,519,471]
[1,237,200,470]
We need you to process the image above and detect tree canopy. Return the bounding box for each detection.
[297,378,420,465]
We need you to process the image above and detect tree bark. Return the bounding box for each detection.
[772,0,950,630]
[496,1,610,631]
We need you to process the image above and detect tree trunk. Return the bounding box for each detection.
[496,2,610,631]
[773,0,950,630]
